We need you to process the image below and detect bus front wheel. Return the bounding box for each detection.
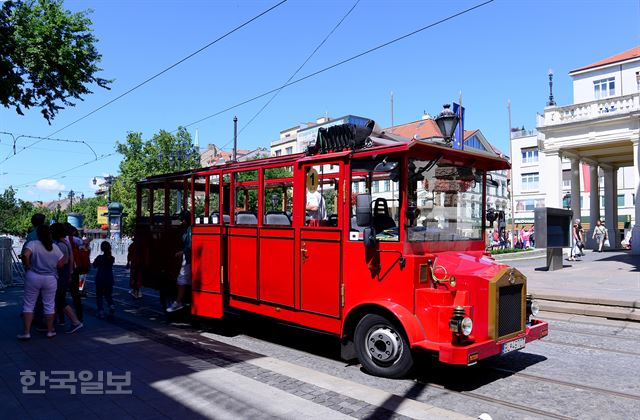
[354,314,413,378]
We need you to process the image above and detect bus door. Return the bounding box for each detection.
[259,165,295,308]
[227,169,259,300]
[191,172,224,318]
[299,163,343,318]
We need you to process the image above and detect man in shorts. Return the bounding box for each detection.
[167,211,192,312]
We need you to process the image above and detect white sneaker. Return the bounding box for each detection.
[166,302,184,313]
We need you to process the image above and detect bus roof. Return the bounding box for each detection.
[138,135,509,185]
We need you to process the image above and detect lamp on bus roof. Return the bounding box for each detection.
[434,104,459,146]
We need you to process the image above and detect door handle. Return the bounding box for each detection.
[301,242,309,260]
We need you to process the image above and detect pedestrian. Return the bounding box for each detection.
[66,224,84,322]
[18,225,63,340]
[51,223,83,333]
[94,241,115,318]
[569,219,583,261]
[592,219,608,252]
[576,221,585,256]
[126,238,142,299]
[21,213,47,330]
[167,210,192,313]
[529,225,535,248]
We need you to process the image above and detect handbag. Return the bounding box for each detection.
[604,239,610,247]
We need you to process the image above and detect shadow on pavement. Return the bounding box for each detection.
[598,251,640,272]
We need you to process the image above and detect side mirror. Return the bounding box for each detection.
[356,194,372,227]
[363,227,377,248]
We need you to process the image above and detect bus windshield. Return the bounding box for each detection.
[406,158,484,242]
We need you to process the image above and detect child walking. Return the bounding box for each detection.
[94,241,115,318]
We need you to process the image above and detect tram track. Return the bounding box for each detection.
[95,288,582,419]
[489,367,640,402]
[538,337,640,357]
[95,279,640,418]
[548,326,640,342]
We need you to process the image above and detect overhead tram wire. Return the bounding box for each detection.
[14,152,117,189]
[0,132,98,162]
[182,0,494,135]
[7,0,288,161]
[225,0,361,148]
[10,0,491,189]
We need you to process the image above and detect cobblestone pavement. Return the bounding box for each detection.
[0,266,467,420]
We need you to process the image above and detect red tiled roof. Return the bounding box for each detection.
[570,46,640,73]
[384,119,441,139]
[384,120,480,141]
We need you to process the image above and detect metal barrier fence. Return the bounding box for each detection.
[90,238,132,265]
[0,236,25,288]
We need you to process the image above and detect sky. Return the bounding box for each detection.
[1,0,639,203]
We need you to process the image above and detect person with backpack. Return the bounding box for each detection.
[51,223,83,333]
[66,224,86,322]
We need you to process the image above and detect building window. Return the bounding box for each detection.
[285,146,293,155]
[516,199,544,212]
[384,180,390,192]
[617,194,625,207]
[353,183,359,193]
[562,170,571,189]
[521,172,539,191]
[594,77,615,99]
[372,181,379,193]
[521,147,538,164]
[275,150,281,156]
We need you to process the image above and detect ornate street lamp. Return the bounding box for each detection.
[547,69,556,107]
[434,104,460,146]
[93,175,115,204]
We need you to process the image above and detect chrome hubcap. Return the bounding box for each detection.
[366,325,402,364]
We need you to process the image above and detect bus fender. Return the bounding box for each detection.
[340,301,426,360]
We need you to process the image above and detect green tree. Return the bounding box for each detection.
[0,187,54,234]
[0,0,111,122]
[71,195,106,230]
[115,127,200,234]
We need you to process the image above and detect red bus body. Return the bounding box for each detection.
[135,135,547,376]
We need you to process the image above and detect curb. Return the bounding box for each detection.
[536,299,640,322]
[531,293,640,309]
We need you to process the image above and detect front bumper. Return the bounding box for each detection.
[414,319,548,365]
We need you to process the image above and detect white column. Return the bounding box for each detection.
[602,166,619,248]
[570,158,581,222]
[589,164,600,249]
[540,150,562,209]
[542,151,563,208]
[632,139,640,255]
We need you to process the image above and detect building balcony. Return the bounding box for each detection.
[538,93,639,127]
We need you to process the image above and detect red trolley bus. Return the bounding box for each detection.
[134,118,547,378]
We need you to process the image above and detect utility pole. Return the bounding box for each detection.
[233,116,238,162]
[390,91,394,127]
[507,99,515,247]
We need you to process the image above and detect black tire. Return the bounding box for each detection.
[354,314,413,378]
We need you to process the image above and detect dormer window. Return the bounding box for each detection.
[594,77,615,99]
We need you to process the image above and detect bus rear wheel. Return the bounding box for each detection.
[354,314,413,378]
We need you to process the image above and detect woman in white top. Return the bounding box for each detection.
[19,225,63,340]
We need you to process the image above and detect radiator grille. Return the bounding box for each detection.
[498,284,523,337]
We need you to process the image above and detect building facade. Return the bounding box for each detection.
[534,46,640,252]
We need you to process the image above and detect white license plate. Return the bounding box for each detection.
[502,337,525,354]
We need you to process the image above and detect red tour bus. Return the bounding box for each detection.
[134,116,547,378]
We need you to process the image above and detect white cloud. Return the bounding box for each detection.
[35,179,65,191]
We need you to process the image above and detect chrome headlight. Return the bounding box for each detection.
[530,300,540,317]
[461,317,473,336]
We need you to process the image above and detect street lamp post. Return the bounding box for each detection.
[93,175,115,204]
[434,104,460,146]
[67,190,77,212]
